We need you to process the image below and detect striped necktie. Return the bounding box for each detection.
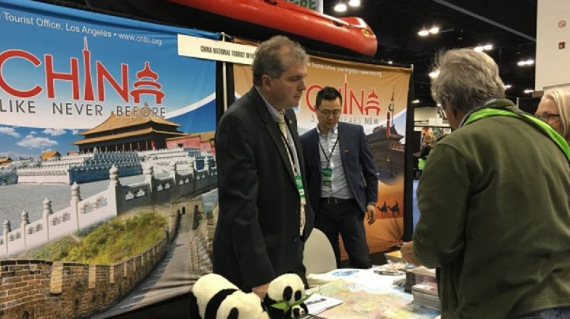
[277,110,288,140]
[277,110,305,236]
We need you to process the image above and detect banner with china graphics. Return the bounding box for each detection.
[0,0,219,318]
[233,47,412,259]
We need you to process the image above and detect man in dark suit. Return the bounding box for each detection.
[213,35,314,299]
[301,86,377,269]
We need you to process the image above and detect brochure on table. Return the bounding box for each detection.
[305,293,343,315]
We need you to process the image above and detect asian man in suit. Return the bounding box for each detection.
[212,35,314,299]
[301,86,378,269]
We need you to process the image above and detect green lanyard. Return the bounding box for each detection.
[463,108,570,163]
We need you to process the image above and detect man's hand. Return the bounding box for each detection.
[366,204,376,225]
[400,241,421,266]
[252,283,270,300]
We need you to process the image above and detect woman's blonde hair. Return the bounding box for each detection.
[541,88,570,143]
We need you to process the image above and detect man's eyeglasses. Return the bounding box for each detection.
[535,112,560,122]
[318,109,342,117]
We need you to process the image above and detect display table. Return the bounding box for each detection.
[306,268,440,319]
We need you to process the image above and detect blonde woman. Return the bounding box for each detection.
[535,88,570,144]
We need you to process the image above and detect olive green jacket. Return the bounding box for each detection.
[414,99,570,318]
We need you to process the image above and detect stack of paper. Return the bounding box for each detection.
[412,282,440,310]
[405,266,436,292]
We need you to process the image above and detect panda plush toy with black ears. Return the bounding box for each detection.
[189,273,309,319]
[264,273,309,319]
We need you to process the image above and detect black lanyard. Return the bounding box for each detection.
[319,133,339,169]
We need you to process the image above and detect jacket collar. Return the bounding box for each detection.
[460,99,517,127]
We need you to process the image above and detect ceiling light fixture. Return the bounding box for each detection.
[348,0,361,7]
[418,28,429,37]
[474,43,494,52]
[517,59,535,66]
[524,89,534,94]
[505,84,512,89]
[411,99,420,104]
[428,70,440,78]
[419,25,440,37]
[334,1,347,12]
[429,26,440,34]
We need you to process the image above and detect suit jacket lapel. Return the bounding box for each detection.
[338,122,347,162]
[250,89,296,183]
[311,128,321,168]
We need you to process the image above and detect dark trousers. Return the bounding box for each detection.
[316,199,371,269]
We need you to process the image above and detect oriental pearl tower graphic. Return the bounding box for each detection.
[83,37,94,101]
[386,91,395,176]
[386,91,395,139]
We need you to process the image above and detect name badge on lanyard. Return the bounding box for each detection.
[322,168,332,187]
[295,175,306,201]
[319,134,338,188]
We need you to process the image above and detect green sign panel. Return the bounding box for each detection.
[285,0,321,12]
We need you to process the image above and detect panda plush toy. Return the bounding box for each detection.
[190,273,269,319]
[264,273,309,319]
[189,273,309,319]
